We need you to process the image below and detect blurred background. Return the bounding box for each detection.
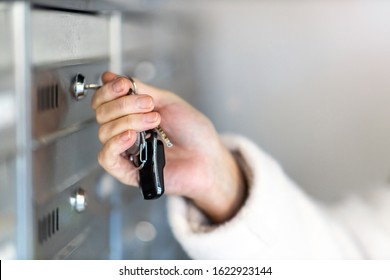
[1,0,390,259]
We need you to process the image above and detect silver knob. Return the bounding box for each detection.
[72,73,101,100]
[70,188,87,213]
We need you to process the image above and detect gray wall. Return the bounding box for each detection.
[167,0,390,200]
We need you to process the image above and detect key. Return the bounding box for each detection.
[155,125,173,148]
[138,130,165,199]
[126,131,148,170]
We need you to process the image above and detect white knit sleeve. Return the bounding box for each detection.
[167,134,389,259]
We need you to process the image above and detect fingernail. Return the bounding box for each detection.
[136,96,153,109]
[144,112,158,123]
[120,131,131,142]
[112,79,124,93]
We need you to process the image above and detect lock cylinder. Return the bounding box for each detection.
[72,73,101,100]
[70,188,87,213]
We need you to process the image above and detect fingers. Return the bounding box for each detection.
[94,72,177,110]
[92,76,134,110]
[101,71,118,83]
[95,94,154,124]
[98,130,139,186]
[98,112,161,144]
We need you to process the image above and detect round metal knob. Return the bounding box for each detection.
[72,73,87,100]
[72,73,101,100]
[70,188,87,213]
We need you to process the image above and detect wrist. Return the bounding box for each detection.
[192,144,248,224]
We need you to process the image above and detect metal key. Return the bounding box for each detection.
[125,131,148,170]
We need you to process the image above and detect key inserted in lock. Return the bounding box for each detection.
[72,73,101,100]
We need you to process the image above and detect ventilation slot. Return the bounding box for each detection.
[37,84,59,112]
[38,208,59,244]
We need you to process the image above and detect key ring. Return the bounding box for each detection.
[120,77,167,199]
[128,76,138,95]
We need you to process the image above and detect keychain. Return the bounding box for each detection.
[137,130,166,199]
[125,77,170,199]
[72,74,172,199]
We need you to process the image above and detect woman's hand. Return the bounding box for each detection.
[92,72,246,223]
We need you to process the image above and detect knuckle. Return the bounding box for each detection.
[119,77,132,89]
[95,106,105,124]
[125,114,136,129]
[116,96,129,113]
[112,77,128,94]
[98,125,107,143]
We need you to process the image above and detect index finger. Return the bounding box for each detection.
[91,76,134,110]
[101,71,118,83]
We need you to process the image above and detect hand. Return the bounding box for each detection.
[92,72,246,223]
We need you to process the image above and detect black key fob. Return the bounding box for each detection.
[139,131,165,200]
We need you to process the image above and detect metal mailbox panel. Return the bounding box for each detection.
[31,9,110,65]
[30,57,111,259]
[0,4,17,260]
[30,9,112,259]
[2,3,196,260]
[0,4,13,81]
[0,5,16,148]
[34,168,111,259]
[0,157,17,259]
[31,61,107,139]
[32,124,101,205]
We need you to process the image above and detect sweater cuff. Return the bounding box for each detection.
[166,134,279,259]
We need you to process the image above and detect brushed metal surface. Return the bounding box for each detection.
[30,32,110,258]
[0,4,17,260]
[31,9,110,65]
[31,61,108,140]
[34,169,110,259]
[2,2,194,260]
